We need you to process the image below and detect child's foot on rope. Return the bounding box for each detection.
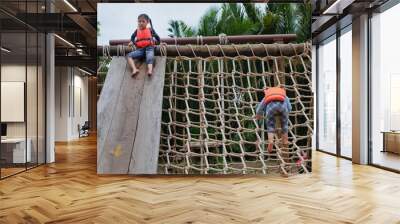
[267,143,273,153]
[296,152,308,167]
[131,70,139,77]
[279,165,289,177]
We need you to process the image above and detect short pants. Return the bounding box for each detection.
[265,101,289,133]
[127,46,154,64]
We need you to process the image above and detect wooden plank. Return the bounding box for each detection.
[97,57,127,172]
[128,56,166,174]
[97,58,146,174]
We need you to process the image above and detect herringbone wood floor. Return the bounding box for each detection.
[1,134,400,224]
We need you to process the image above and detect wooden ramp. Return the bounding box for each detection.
[97,56,166,174]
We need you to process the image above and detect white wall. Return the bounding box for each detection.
[1,65,26,140]
[1,64,46,164]
[55,67,69,141]
[75,73,89,135]
[55,67,89,141]
[1,65,25,136]
[1,65,41,137]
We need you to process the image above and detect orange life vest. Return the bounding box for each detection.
[135,28,154,48]
[263,87,286,104]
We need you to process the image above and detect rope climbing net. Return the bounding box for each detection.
[158,43,313,175]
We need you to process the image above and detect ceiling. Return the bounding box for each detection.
[1,32,45,64]
[0,0,98,73]
[312,0,391,43]
[4,0,376,72]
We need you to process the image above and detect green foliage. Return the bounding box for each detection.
[225,4,254,35]
[97,21,100,37]
[267,4,296,34]
[197,7,219,36]
[166,3,311,42]
[295,1,312,42]
[167,20,196,37]
[97,57,111,83]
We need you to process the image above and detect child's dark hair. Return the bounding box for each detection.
[138,13,153,29]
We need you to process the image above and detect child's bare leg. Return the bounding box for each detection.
[145,47,155,76]
[127,57,139,76]
[281,133,290,163]
[267,132,274,153]
[147,64,153,76]
[282,133,288,146]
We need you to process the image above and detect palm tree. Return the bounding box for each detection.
[197,7,219,36]
[243,3,265,34]
[166,3,311,42]
[261,6,283,35]
[167,20,196,37]
[216,3,254,35]
[267,4,298,35]
[295,1,312,42]
[264,3,311,41]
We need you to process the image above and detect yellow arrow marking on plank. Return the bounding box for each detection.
[112,144,123,158]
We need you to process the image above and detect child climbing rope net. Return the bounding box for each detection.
[255,86,291,153]
[157,43,313,175]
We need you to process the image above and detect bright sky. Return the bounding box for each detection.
[97,3,223,45]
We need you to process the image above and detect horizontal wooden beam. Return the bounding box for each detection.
[98,43,310,57]
[109,34,297,45]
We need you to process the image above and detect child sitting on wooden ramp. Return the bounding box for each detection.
[127,13,160,77]
[254,86,291,154]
